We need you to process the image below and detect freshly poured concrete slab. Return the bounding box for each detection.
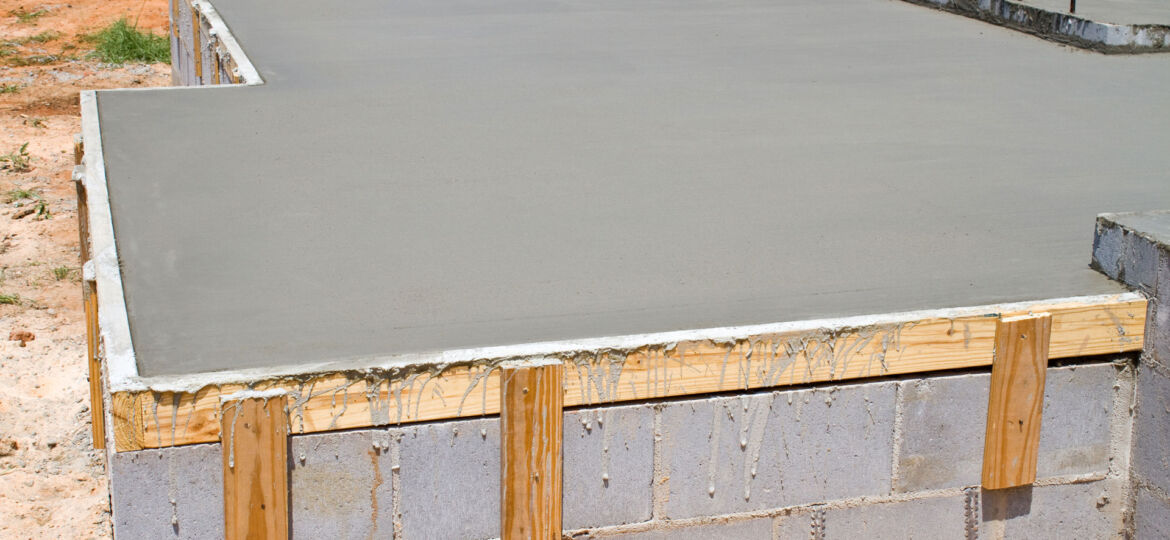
[1017,0,1170,25]
[94,0,1170,377]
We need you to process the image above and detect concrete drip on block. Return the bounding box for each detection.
[109,358,1141,539]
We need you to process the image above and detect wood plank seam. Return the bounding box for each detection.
[982,313,1052,490]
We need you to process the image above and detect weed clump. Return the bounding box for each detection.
[86,19,169,64]
[1,143,31,173]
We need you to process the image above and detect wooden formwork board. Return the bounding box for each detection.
[108,295,1146,452]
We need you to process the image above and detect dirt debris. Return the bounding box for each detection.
[0,0,169,537]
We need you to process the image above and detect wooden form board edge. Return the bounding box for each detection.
[500,362,564,539]
[107,294,1147,452]
[982,313,1052,490]
[74,139,105,450]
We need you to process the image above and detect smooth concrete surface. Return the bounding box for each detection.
[1018,0,1170,25]
[95,0,1170,376]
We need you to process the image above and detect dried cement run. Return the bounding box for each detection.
[92,0,1170,377]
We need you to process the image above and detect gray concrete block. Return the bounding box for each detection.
[896,373,988,491]
[1134,363,1170,494]
[660,382,896,519]
[825,496,967,539]
[394,417,499,540]
[1094,212,1170,294]
[290,431,393,538]
[773,508,818,540]
[109,443,224,540]
[1123,229,1160,293]
[564,405,655,530]
[1135,488,1170,540]
[896,364,1117,492]
[591,518,772,539]
[1092,220,1124,283]
[1154,247,1170,364]
[1035,364,1116,479]
[980,480,1124,539]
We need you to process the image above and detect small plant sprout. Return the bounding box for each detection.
[9,7,49,24]
[1,143,31,173]
[52,266,71,281]
[7,187,38,201]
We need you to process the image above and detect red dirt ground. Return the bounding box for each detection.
[0,0,169,537]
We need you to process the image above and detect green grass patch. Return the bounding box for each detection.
[52,266,71,281]
[9,7,48,24]
[22,30,60,43]
[0,293,20,305]
[1,143,31,173]
[86,19,169,64]
[0,84,21,94]
[6,187,38,201]
[6,54,66,66]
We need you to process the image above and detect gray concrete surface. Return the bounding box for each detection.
[896,363,1119,492]
[1136,489,1170,539]
[93,0,1170,377]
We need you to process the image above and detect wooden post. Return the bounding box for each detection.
[73,154,105,450]
[84,287,104,449]
[191,4,203,82]
[982,313,1051,490]
[221,396,290,540]
[500,361,563,540]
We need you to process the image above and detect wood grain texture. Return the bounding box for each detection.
[982,313,1052,490]
[85,290,104,449]
[75,174,104,449]
[500,363,563,540]
[191,9,202,80]
[221,397,289,540]
[111,296,1145,452]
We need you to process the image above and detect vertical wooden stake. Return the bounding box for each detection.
[191,6,203,82]
[84,286,104,449]
[982,313,1051,490]
[73,166,105,450]
[221,396,290,540]
[500,361,563,540]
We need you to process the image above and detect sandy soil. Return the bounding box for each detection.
[0,1,169,537]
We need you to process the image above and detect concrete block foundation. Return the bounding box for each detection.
[1093,211,1170,533]
[87,1,1170,536]
[109,358,1141,539]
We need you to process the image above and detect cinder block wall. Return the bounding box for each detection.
[109,357,1137,539]
[1093,211,1170,538]
[169,0,235,87]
